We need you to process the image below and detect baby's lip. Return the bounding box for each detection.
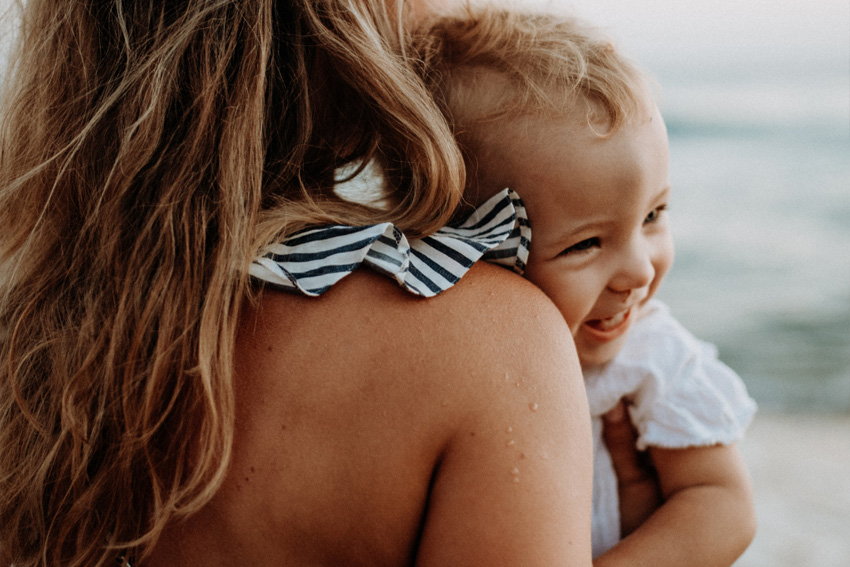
[582,307,633,342]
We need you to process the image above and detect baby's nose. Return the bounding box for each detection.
[608,244,654,294]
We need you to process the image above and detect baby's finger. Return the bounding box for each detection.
[602,401,646,485]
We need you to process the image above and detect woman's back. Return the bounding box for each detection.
[147,264,592,566]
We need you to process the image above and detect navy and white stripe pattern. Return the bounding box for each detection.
[250,188,530,298]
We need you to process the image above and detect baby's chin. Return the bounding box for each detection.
[576,329,630,370]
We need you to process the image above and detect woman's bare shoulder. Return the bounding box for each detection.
[239,262,574,381]
[235,261,589,486]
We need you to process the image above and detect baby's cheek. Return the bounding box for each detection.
[659,231,675,275]
[549,298,586,337]
[522,263,589,332]
[648,234,675,296]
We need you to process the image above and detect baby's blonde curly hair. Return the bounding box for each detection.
[411,6,647,198]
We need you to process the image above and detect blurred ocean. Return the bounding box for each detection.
[651,55,850,413]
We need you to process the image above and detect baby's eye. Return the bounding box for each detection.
[560,237,600,256]
[644,205,668,225]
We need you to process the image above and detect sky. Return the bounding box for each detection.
[518,0,850,68]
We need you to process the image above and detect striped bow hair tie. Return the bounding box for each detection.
[250,188,530,298]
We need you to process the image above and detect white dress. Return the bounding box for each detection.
[583,299,757,557]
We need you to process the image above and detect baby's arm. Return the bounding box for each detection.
[594,443,756,567]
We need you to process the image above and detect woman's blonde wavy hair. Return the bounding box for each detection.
[0,1,465,565]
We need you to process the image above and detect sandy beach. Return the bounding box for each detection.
[733,412,850,567]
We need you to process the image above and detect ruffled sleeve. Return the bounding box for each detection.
[249,188,530,297]
[583,300,757,450]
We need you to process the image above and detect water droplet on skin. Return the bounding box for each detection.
[515,382,520,387]
[512,477,520,483]
[512,467,520,475]
[504,371,510,381]
[506,426,513,433]
[506,439,516,447]
[529,402,538,412]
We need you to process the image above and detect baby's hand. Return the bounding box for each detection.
[602,400,662,535]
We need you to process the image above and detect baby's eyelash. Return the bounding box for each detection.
[559,237,600,256]
[644,204,668,224]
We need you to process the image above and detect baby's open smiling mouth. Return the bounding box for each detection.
[583,308,632,341]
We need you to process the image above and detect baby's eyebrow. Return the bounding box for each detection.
[545,220,603,247]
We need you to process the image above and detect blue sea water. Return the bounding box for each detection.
[652,57,850,412]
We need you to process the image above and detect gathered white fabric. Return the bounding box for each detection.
[584,299,757,557]
[250,188,529,297]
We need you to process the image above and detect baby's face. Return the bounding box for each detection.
[503,101,674,368]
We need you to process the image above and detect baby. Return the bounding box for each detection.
[414,7,758,566]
